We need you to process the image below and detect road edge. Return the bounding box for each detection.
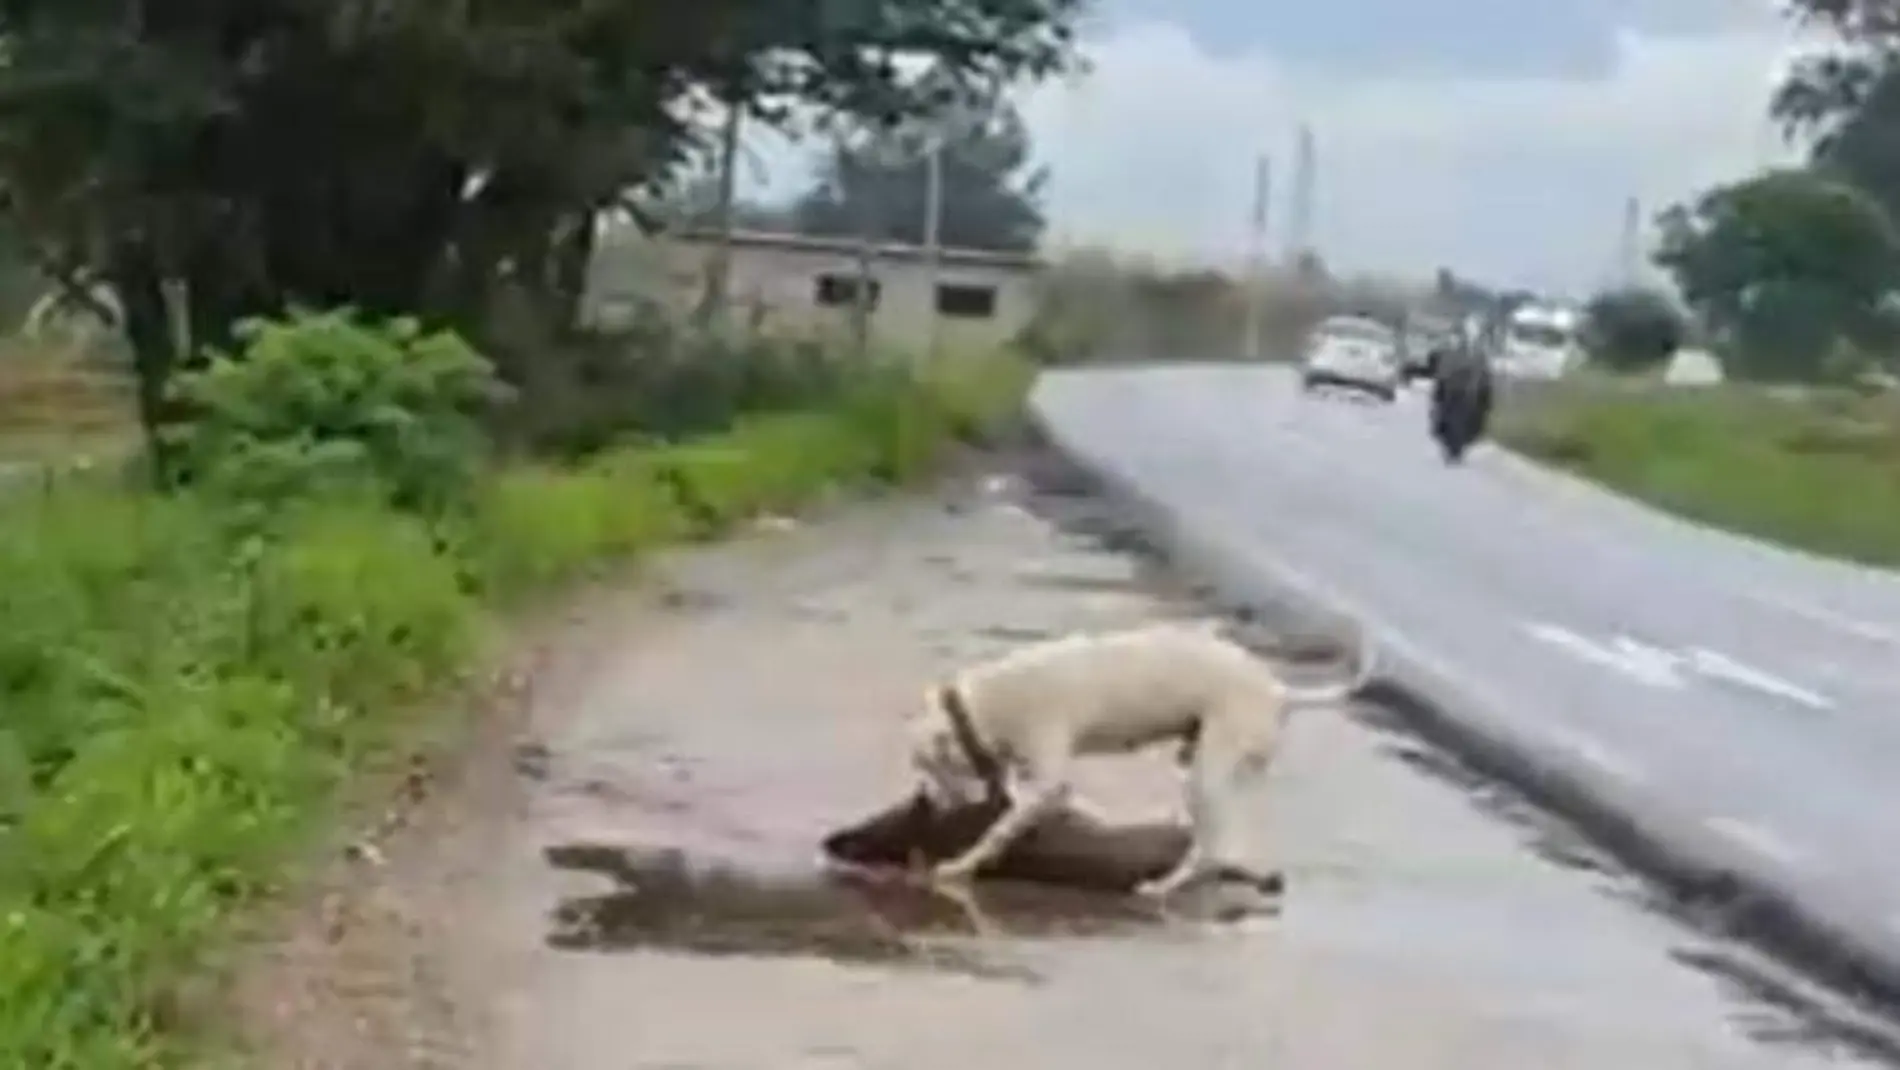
[1024,392,1900,1025]
[1484,443,1900,598]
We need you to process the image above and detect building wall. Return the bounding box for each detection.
[587,232,1039,353]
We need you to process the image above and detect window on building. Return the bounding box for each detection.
[935,283,997,319]
[814,273,880,308]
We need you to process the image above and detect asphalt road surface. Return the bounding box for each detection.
[1031,364,1900,1007]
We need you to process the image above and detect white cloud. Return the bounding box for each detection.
[736,14,1817,296]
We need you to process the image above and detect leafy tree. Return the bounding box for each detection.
[1652,168,1900,381]
[0,0,1084,473]
[791,101,1047,252]
[1802,66,1900,227]
[652,172,799,234]
[1772,1,1900,138]
[1773,2,1900,224]
[1581,287,1685,373]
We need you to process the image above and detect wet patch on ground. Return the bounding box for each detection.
[538,840,1205,981]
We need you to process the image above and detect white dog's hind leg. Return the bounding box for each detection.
[1140,717,1270,898]
[1137,749,1226,897]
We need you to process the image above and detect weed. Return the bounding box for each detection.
[1495,379,1900,566]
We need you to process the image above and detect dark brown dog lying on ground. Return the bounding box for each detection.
[821,790,1284,897]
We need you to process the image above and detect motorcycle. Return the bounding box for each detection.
[1429,347,1493,466]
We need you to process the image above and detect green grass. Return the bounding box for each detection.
[1494,377,1900,566]
[0,345,1035,1068]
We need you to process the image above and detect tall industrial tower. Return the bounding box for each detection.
[1616,195,1641,288]
[1243,154,1271,359]
[1286,123,1316,265]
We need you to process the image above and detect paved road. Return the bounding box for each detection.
[1032,363,1900,1005]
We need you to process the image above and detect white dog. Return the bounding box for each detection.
[906,619,1374,897]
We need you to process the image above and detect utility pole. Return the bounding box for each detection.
[1243,154,1271,360]
[848,139,877,358]
[921,135,944,363]
[697,89,743,324]
[918,65,979,367]
[1287,123,1315,265]
[1617,194,1641,289]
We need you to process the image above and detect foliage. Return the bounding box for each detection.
[0,318,1036,1067]
[791,99,1048,252]
[167,309,503,520]
[1495,379,1900,567]
[651,174,799,235]
[1580,287,1686,373]
[1651,168,1900,381]
[1771,0,1900,139]
[501,310,874,458]
[0,0,1084,465]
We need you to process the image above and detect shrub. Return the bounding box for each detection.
[498,311,860,457]
[169,308,504,520]
[1581,288,1686,373]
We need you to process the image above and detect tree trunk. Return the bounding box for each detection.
[551,210,596,333]
[106,241,178,488]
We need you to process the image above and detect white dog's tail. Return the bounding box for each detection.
[1280,629,1378,706]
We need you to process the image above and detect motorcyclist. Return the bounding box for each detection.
[1429,317,1495,464]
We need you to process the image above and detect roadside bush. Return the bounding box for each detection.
[1581,287,1685,373]
[169,308,503,521]
[457,461,688,601]
[500,310,860,457]
[0,310,1037,1068]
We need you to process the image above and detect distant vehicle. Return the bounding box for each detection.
[1497,303,1582,379]
[1300,315,1401,402]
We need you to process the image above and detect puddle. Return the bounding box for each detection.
[542,842,1219,981]
[1014,567,1143,593]
[975,623,1058,642]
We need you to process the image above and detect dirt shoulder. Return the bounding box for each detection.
[234,457,1897,1070]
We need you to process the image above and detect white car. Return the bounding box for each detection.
[1299,315,1401,402]
[1497,303,1581,379]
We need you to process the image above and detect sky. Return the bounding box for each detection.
[733,0,1820,297]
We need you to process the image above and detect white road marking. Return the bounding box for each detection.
[1705,817,1802,867]
[1610,634,1686,679]
[1523,622,1685,688]
[1685,647,1833,711]
[1524,622,1833,710]
[1743,591,1900,648]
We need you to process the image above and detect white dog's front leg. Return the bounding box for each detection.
[934,776,1069,882]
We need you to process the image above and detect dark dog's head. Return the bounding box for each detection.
[821,790,1008,869]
